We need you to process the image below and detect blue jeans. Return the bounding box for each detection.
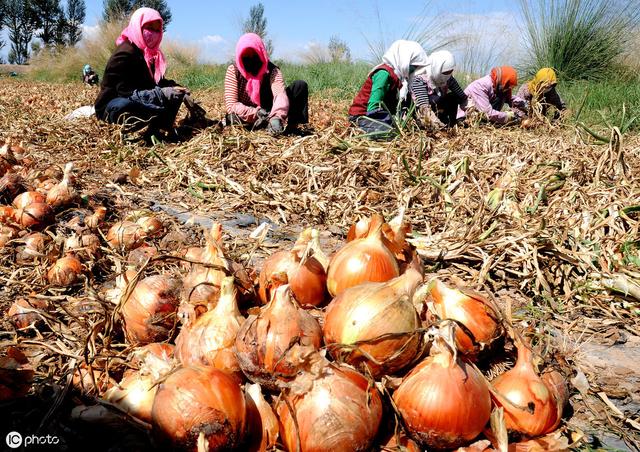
[104,97,180,131]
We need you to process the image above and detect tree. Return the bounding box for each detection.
[102,0,171,29]
[64,0,85,45]
[4,0,37,64]
[30,0,62,46]
[242,2,273,55]
[328,35,351,63]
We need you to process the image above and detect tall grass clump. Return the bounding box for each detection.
[519,0,640,80]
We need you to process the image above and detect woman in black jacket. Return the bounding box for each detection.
[95,7,187,136]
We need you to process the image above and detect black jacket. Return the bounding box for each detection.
[95,41,176,119]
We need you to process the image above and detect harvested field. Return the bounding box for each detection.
[1,78,639,451]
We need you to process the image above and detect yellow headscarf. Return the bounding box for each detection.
[528,68,557,96]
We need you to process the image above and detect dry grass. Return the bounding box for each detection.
[1,79,639,449]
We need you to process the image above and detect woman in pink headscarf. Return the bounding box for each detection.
[224,33,309,135]
[95,7,188,140]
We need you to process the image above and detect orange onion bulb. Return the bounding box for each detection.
[15,202,53,230]
[175,276,245,382]
[245,383,279,452]
[327,217,399,296]
[12,191,45,209]
[104,369,157,423]
[46,162,77,209]
[276,356,383,452]
[393,329,492,449]
[85,206,106,230]
[235,283,322,391]
[491,337,562,437]
[47,255,84,286]
[427,279,503,355]
[258,228,327,306]
[152,365,247,450]
[323,266,423,377]
[106,220,145,252]
[136,215,164,237]
[0,205,15,224]
[121,275,180,345]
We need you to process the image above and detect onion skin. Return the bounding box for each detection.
[491,339,561,437]
[427,279,502,355]
[12,191,45,209]
[122,275,180,345]
[327,222,399,297]
[175,276,245,382]
[152,365,247,451]
[15,202,54,230]
[393,342,491,449]
[276,361,383,452]
[323,268,423,377]
[258,229,327,306]
[235,284,322,391]
[47,255,84,286]
[106,220,145,252]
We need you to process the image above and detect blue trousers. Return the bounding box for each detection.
[104,97,180,131]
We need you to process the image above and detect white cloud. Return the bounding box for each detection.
[200,35,225,45]
[196,34,232,64]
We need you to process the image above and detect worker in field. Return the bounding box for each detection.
[410,50,468,131]
[224,33,309,136]
[94,7,189,141]
[82,64,99,86]
[348,40,429,136]
[458,66,526,125]
[513,67,566,120]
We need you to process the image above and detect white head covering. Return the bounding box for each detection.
[428,50,455,88]
[382,40,429,100]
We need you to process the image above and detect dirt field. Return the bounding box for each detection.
[0,77,639,451]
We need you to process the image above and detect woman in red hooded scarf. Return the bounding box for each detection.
[95,7,188,139]
[224,33,309,135]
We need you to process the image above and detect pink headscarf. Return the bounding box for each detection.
[116,7,167,83]
[235,33,269,106]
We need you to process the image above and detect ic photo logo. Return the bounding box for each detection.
[5,431,22,449]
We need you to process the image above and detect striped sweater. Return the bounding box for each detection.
[223,63,289,123]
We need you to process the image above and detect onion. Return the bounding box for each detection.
[15,202,54,230]
[152,365,247,450]
[46,162,77,208]
[491,337,562,437]
[105,370,157,423]
[106,220,145,251]
[0,225,19,248]
[0,172,26,204]
[64,233,101,260]
[393,327,492,449]
[276,356,383,452]
[127,244,158,267]
[12,191,46,209]
[16,232,49,263]
[0,205,15,224]
[258,228,328,306]
[182,224,230,309]
[36,178,57,194]
[72,362,116,395]
[7,298,47,330]
[131,343,175,374]
[85,206,107,230]
[0,347,35,401]
[47,255,84,286]
[136,215,164,237]
[426,278,503,355]
[245,383,279,452]
[121,275,180,345]
[175,276,245,381]
[327,216,399,296]
[323,266,423,377]
[235,283,322,390]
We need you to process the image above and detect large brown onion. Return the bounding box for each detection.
[276,356,383,452]
[46,162,77,208]
[258,228,328,307]
[427,279,503,355]
[235,283,322,391]
[47,255,84,286]
[327,217,399,296]
[121,275,180,345]
[15,202,54,230]
[152,365,247,450]
[323,266,423,377]
[106,220,145,252]
[175,276,244,381]
[491,337,562,437]
[12,191,45,209]
[393,329,492,449]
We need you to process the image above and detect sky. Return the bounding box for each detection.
[79,0,523,65]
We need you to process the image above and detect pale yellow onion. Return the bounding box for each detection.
[323,266,423,377]
[327,220,399,296]
[175,276,245,382]
[245,383,279,452]
[393,336,492,449]
[121,275,181,345]
[46,162,77,209]
[47,255,84,286]
[235,284,322,391]
[427,278,503,355]
[104,370,157,423]
[276,357,383,452]
[491,337,561,437]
